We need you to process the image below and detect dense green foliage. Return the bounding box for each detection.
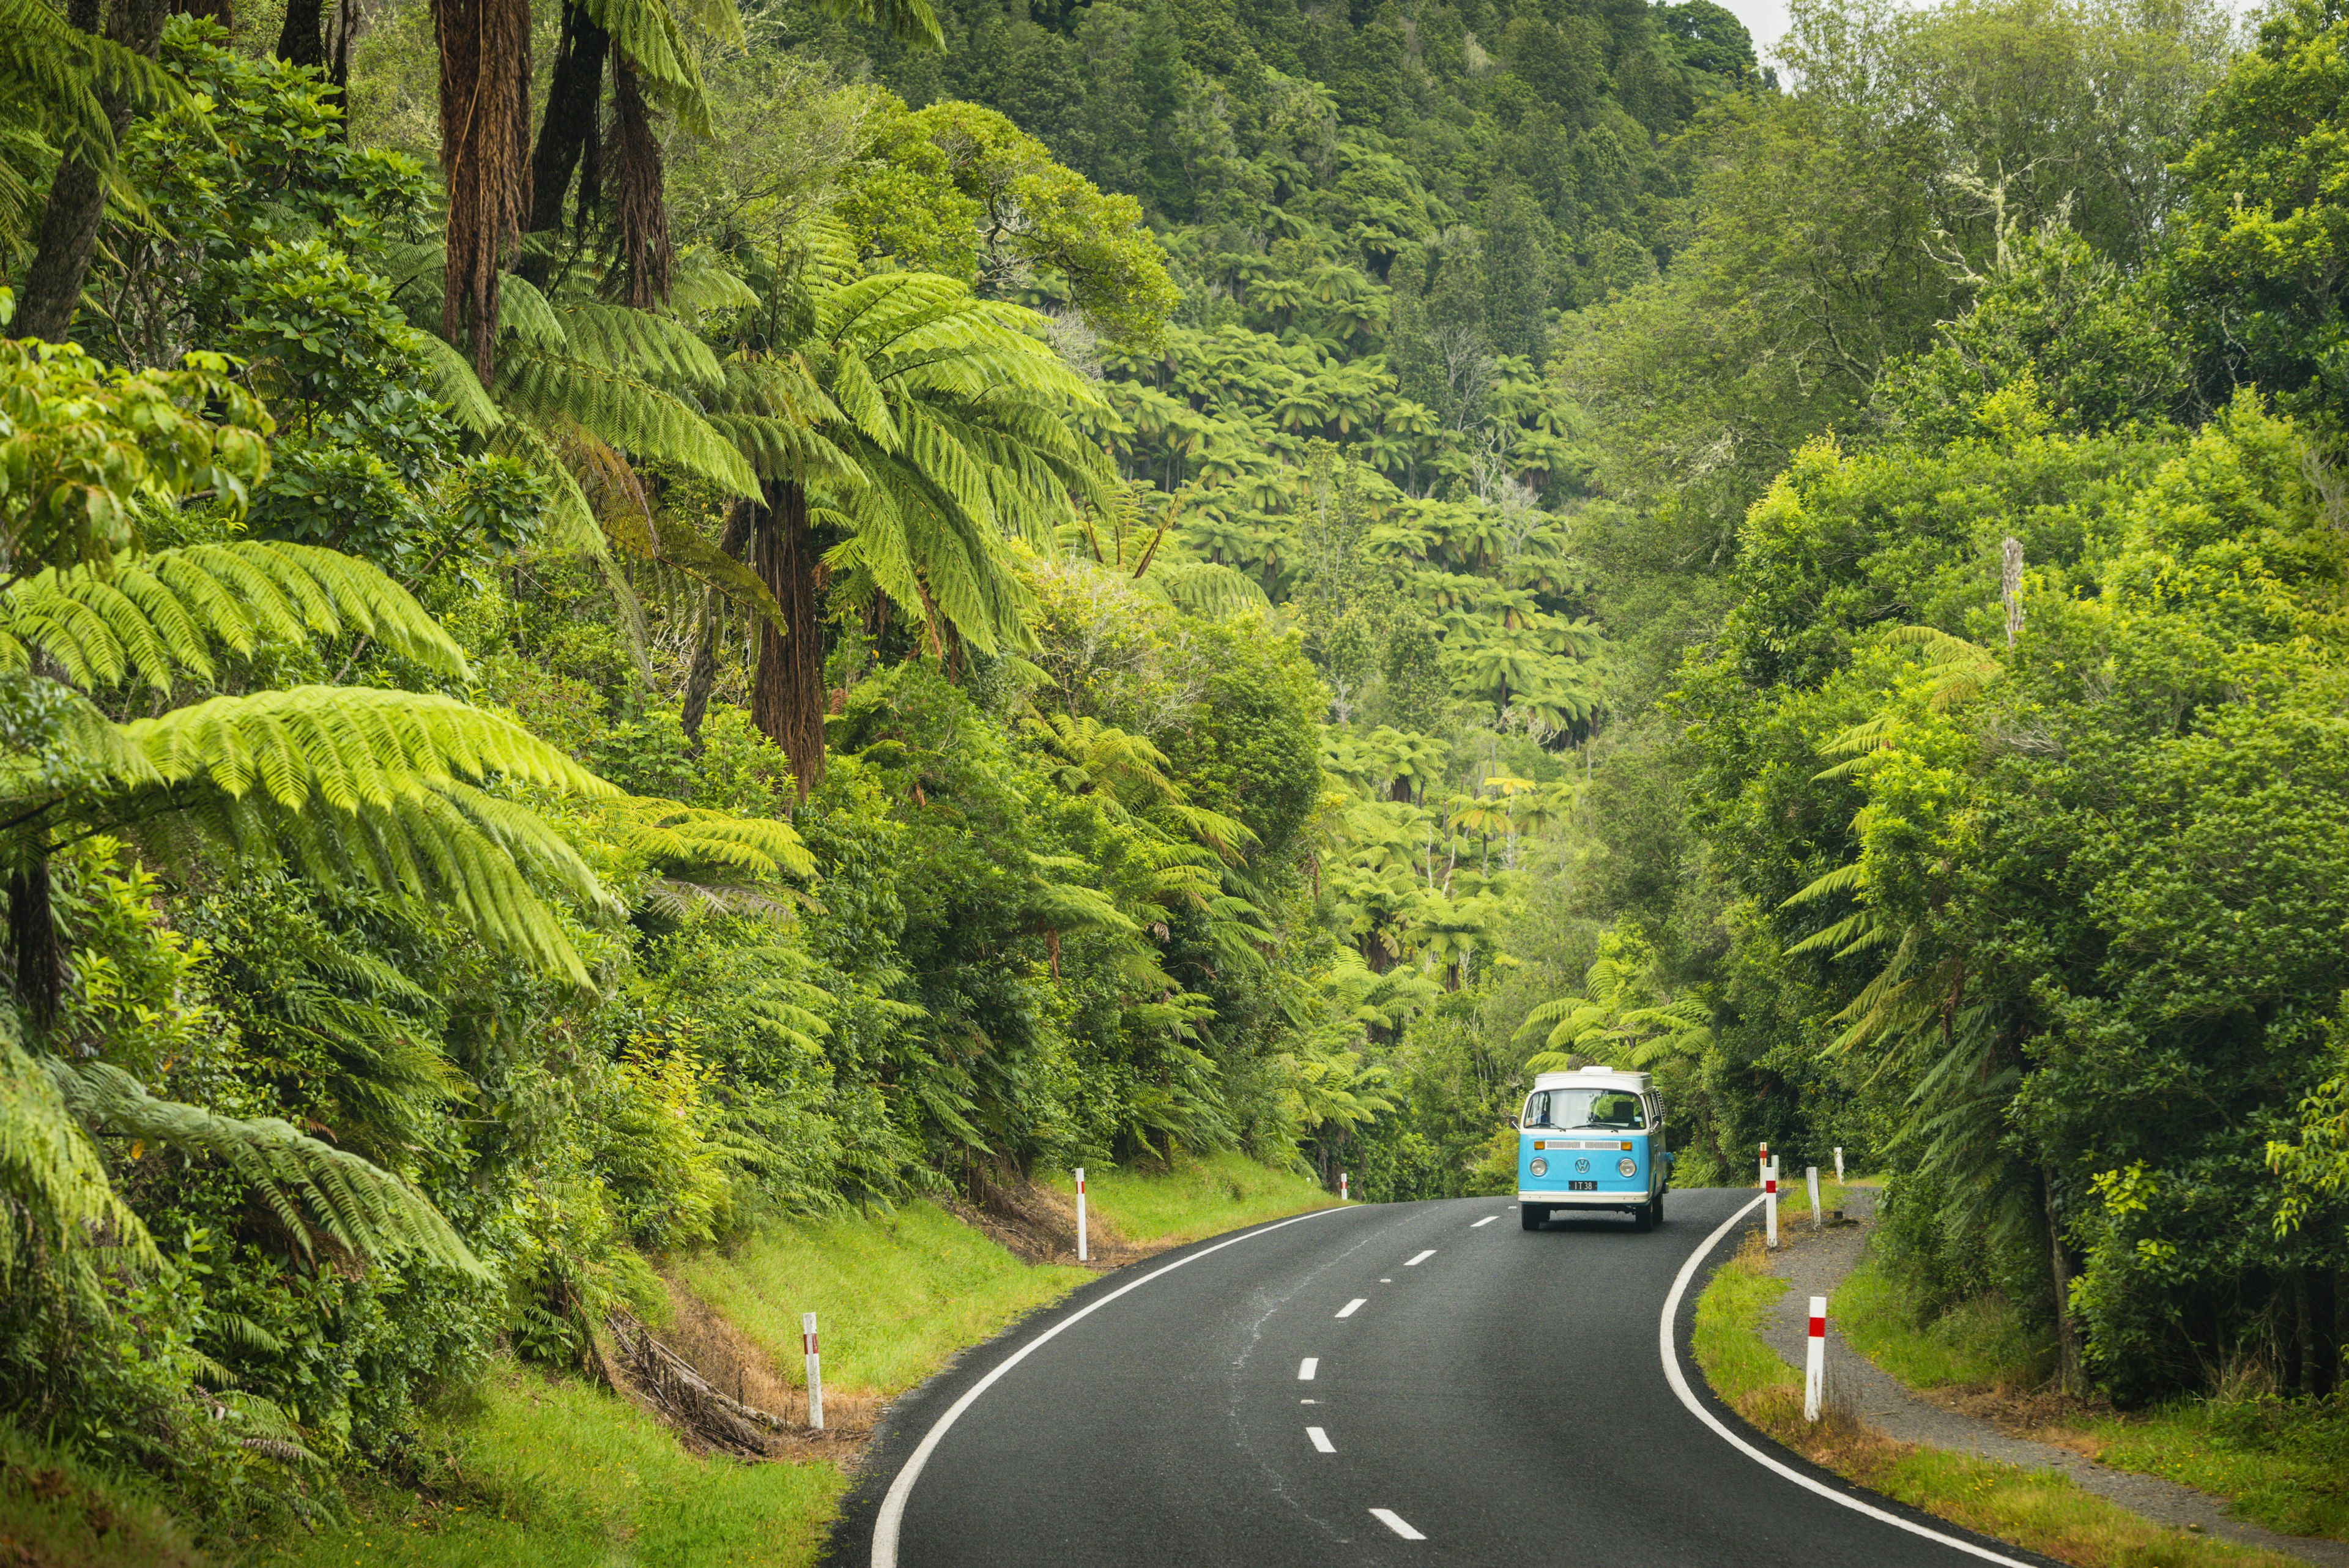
[4,0,2349,1549]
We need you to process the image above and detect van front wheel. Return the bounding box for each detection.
[1520,1205,1547,1232]
[1632,1198,1656,1233]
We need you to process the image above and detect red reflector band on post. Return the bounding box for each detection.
[1809,1316,1825,1338]
[804,1332,817,1354]
[1767,1179,1777,1193]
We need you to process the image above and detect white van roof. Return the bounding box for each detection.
[1531,1066,1652,1094]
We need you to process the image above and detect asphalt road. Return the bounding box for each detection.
[825,1191,2058,1567]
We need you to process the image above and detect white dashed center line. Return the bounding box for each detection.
[1307,1426,1336,1454]
[1405,1249,1436,1266]
[1370,1508,1426,1540]
[1335,1298,1366,1318]
[1297,1357,1318,1380]
[1471,1216,1498,1228]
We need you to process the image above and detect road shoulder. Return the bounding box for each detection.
[1734,1192,2345,1568]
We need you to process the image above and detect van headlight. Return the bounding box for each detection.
[1529,1156,1548,1176]
[1617,1157,1638,1177]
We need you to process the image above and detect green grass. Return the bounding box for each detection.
[0,1419,199,1568]
[247,1362,843,1568]
[1833,1252,2052,1390]
[677,1198,1089,1397]
[1689,1235,2299,1568]
[1831,1247,2343,1542]
[1046,1148,1339,1248]
[2065,1400,2349,1543]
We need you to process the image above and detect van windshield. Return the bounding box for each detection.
[1523,1088,1647,1131]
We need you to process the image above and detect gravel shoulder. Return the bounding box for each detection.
[1754,1190,2349,1568]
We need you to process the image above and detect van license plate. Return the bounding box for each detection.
[1567,1181,1597,1191]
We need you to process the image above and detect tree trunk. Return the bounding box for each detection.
[2043,1165,2084,1394]
[15,0,166,343]
[681,501,755,752]
[608,53,670,307]
[751,480,827,800]
[276,0,324,67]
[434,0,533,380]
[6,858,59,1032]
[518,0,609,289]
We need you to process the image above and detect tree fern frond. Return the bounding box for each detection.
[559,302,724,392]
[43,1059,481,1276]
[496,349,758,496]
[0,543,468,692]
[414,335,505,434]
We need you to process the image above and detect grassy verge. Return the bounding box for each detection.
[0,1419,201,1568]
[1831,1249,2345,1542]
[2058,1403,2349,1542]
[1045,1148,1338,1248]
[1833,1252,2052,1390]
[676,1197,1091,1399]
[229,1152,1334,1568]
[250,1363,842,1568]
[1693,1233,2301,1568]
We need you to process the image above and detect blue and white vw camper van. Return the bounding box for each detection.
[1518,1065,1670,1232]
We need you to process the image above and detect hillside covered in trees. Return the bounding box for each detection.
[2,0,2349,1551]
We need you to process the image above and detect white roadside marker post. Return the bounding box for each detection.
[1340,1171,1349,1202]
[1075,1167,1088,1262]
[1765,1160,1779,1249]
[1834,1146,1845,1183]
[1808,1165,1823,1230]
[1805,1295,1827,1422]
[803,1312,825,1431]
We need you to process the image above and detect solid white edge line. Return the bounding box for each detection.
[1369,1507,1426,1540]
[1660,1195,2040,1568]
[1307,1425,1335,1454]
[871,1206,1346,1568]
[1335,1297,1367,1318]
[1471,1216,1498,1228]
[1405,1249,1436,1265]
[1298,1357,1317,1380]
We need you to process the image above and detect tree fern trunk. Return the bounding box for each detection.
[609,53,670,308]
[2043,1164,2083,1394]
[519,0,608,289]
[681,501,755,753]
[275,0,324,67]
[751,480,827,800]
[6,857,59,1032]
[434,0,532,379]
[16,0,167,343]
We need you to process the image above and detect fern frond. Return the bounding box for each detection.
[1779,861,1864,908]
[45,1059,481,1276]
[0,543,467,692]
[414,335,504,434]
[560,303,724,392]
[496,349,759,496]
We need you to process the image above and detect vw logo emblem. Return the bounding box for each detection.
[1574,1157,1590,1173]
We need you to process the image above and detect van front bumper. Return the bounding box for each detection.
[1519,1188,1651,1208]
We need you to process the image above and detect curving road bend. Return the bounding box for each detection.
[823,1191,2057,1567]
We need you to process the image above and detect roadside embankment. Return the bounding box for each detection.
[82,1154,1325,1568]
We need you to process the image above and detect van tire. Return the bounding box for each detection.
[1652,1189,1666,1225]
[1520,1205,1547,1231]
[1632,1198,1656,1233]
